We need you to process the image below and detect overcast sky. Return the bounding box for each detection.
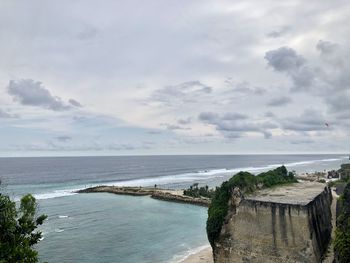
[0,0,350,156]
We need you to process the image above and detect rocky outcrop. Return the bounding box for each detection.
[77,186,210,207]
[213,182,332,263]
[151,191,210,207]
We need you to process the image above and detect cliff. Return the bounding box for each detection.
[213,182,332,263]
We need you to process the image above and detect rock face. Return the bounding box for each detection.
[213,182,332,263]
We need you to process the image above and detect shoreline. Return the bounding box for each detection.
[77,186,211,207]
[178,246,213,263]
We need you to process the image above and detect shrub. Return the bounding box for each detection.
[334,183,350,262]
[183,184,214,199]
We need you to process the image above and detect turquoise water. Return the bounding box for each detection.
[36,193,208,263]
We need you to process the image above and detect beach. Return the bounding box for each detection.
[180,247,213,263]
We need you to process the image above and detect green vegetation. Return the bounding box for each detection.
[334,183,350,263]
[206,166,297,246]
[0,191,47,262]
[183,183,215,199]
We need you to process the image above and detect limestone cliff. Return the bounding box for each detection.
[213,182,332,263]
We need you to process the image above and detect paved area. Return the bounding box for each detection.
[246,182,327,205]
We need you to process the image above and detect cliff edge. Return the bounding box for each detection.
[213,182,332,263]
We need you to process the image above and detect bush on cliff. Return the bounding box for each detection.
[206,166,297,246]
[183,184,215,198]
[334,183,350,263]
[0,192,47,262]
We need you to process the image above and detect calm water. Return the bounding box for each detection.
[0,154,348,263]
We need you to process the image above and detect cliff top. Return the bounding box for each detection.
[245,181,327,206]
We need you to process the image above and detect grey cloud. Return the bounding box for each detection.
[267,96,292,107]
[55,135,72,142]
[326,93,350,113]
[290,138,314,145]
[0,109,18,118]
[69,99,82,107]
[199,112,248,123]
[281,109,328,132]
[265,47,314,91]
[198,112,219,122]
[267,26,291,38]
[316,40,339,55]
[77,26,99,40]
[222,113,248,120]
[264,111,276,118]
[177,117,192,125]
[146,130,162,134]
[199,111,276,139]
[13,141,153,152]
[162,123,190,130]
[265,42,350,121]
[225,80,266,95]
[151,81,212,106]
[265,47,305,72]
[7,79,78,111]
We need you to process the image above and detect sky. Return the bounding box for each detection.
[0,0,350,156]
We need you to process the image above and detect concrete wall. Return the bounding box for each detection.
[213,187,332,263]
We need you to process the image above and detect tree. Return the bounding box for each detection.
[0,193,47,263]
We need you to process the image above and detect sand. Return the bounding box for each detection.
[180,247,213,263]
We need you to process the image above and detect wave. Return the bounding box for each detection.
[171,244,211,263]
[58,215,69,219]
[33,189,79,200]
[28,156,346,201]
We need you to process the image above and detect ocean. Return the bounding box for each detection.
[0,154,348,263]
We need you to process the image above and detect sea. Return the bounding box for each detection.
[0,154,348,263]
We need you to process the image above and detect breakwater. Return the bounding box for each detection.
[77,186,210,207]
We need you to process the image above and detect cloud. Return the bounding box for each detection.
[281,109,328,132]
[290,138,314,145]
[267,96,292,107]
[146,130,162,134]
[199,112,248,123]
[265,42,350,121]
[149,81,212,106]
[266,26,291,38]
[162,123,190,130]
[265,47,305,72]
[265,47,314,91]
[11,140,155,152]
[199,111,276,139]
[69,99,82,107]
[0,109,18,118]
[76,26,99,41]
[316,40,339,55]
[55,135,72,142]
[7,79,81,111]
[264,111,276,118]
[224,79,266,95]
[177,117,192,125]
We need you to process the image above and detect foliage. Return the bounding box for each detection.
[183,184,214,198]
[334,183,350,263]
[0,193,47,263]
[206,166,297,246]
